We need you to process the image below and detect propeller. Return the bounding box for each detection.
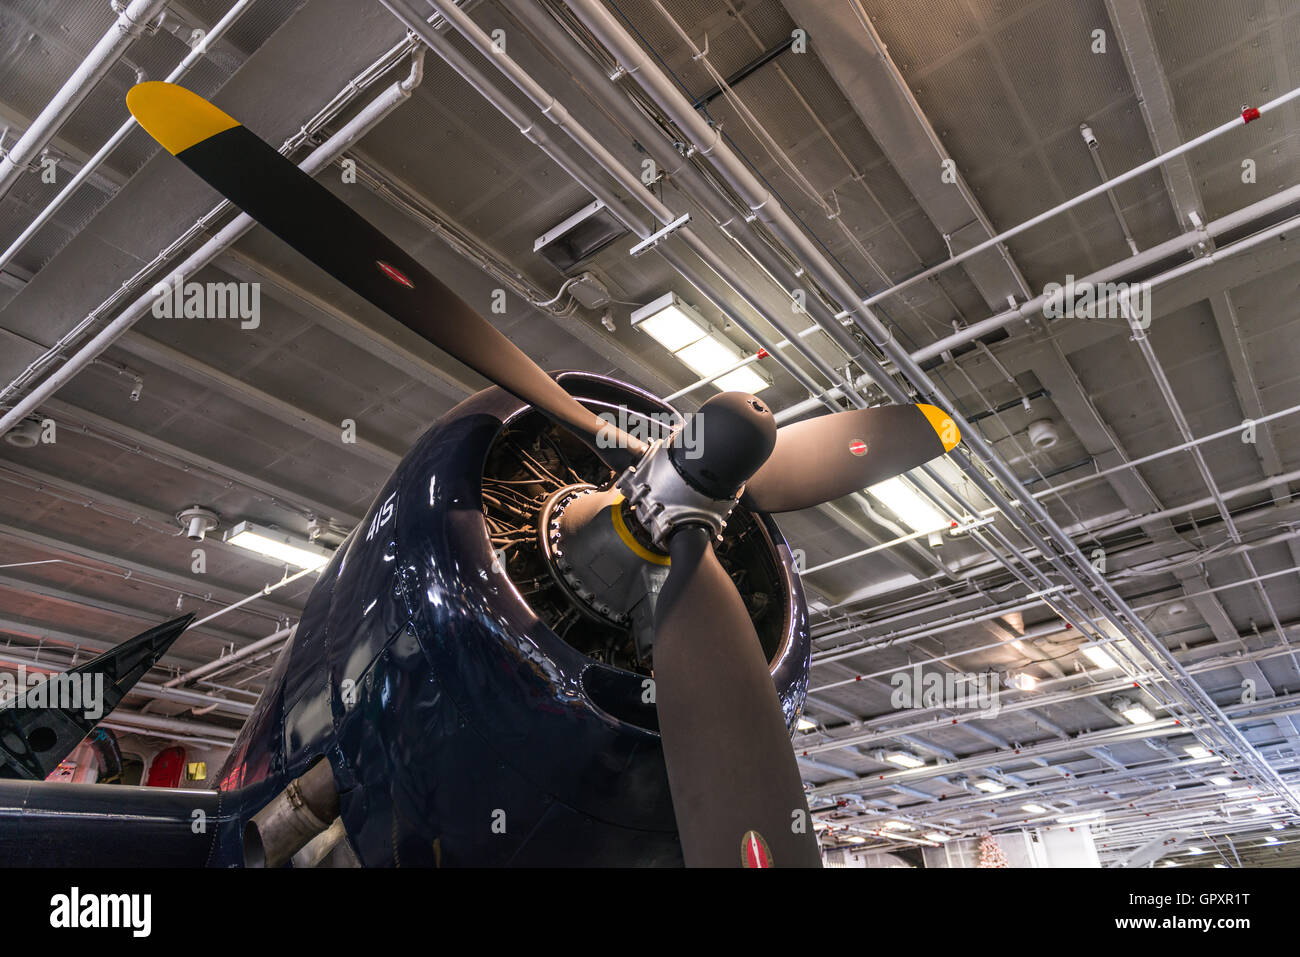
[128,81,962,867]
[745,403,960,513]
[649,393,957,865]
[125,81,645,469]
[654,524,821,867]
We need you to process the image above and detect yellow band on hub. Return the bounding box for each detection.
[609,494,671,566]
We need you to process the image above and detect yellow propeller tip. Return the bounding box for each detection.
[127,81,239,155]
[918,403,961,451]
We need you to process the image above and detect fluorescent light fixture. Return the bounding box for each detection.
[1009,672,1038,692]
[1213,863,1227,869]
[1272,822,1285,830]
[225,521,332,570]
[974,779,1007,793]
[1056,810,1102,824]
[1080,643,1118,670]
[674,334,769,394]
[712,364,770,395]
[922,831,950,843]
[881,821,911,831]
[1264,837,1281,845]
[630,293,707,351]
[630,292,770,393]
[1210,776,1233,787]
[1113,697,1155,725]
[884,750,926,769]
[1184,745,1212,760]
[796,716,817,731]
[1186,846,1204,855]
[1021,803,1049,815]
[847,836,866,845]
[867,477,948,534]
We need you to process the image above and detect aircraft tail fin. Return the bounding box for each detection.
[0,613,195,780]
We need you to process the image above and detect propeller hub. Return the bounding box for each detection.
[614,392,776,547]
[667,392,776,500]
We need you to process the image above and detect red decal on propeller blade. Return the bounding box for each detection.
[377,260,414,288]
[741,830,773,868]
[849,439,868,457]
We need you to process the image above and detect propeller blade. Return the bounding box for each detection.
[126,81,645,467]
[744,404,959,513]
[653,526,821,867]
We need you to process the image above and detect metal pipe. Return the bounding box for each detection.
[0,0,168,201]
[99,707,240,741]
[0,0,259,276]
[1082,123,1140,256]
[164,625,295,688]
[0,648,253,716]
[242,759,340,868]
[803,624,1300,755]
[0,49,427,438]
[915,199,1300,363]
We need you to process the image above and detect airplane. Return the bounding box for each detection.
[0,82,958,868]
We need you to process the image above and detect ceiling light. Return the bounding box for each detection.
[675,335,769,394]
[884,750,925,769]
[1264,837,1281,846]
[1213,863,1227,869]
[1186,846,1204,855]
[881,821,911,831]
[796,716,817,731]
[225,520,332,570]
[1056,810,1103,824]
[1022,803,1049,815]
[1210,776,1233,787]
[1009,672,1037,691]
[1080,643,1118,670]
[1273,822,1285,830]
[630,293,770,393]
[847,836,866,845]
[867,477,948,534]
[631,293,707,351]
[922,831,951,843]
[1113,697,1155,725]
[1184,744,1212,759]
[974,779,1007,793]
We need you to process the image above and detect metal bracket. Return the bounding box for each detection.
[628,213,691,257]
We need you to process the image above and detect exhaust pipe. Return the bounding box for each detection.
[242,760,340,868]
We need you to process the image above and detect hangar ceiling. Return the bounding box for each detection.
[1,0,1298,867]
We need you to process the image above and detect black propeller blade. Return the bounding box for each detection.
[745,403,960,513]
[126,81,645,469]
[653,526,821,867]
